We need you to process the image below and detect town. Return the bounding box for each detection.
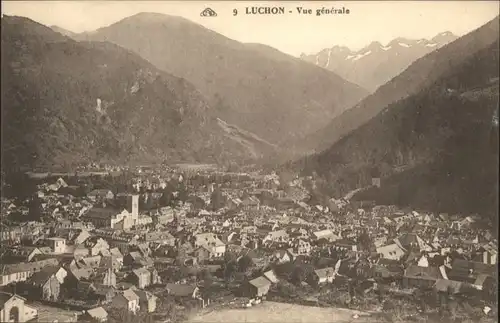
[0,164,497,322]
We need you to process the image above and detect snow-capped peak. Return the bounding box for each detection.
[352,50,372,61]
[326,49,332,67]
[398,42,411,48]
[438,31,453,36]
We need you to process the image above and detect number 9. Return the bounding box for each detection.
[233,9,238,16]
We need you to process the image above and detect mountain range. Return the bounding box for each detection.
[72,12,368,145]
[300,32,458,92]
[1,15,276,171]
[294,17,499,155]
[297,17,499,218]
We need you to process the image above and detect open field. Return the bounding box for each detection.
[188,301,378,323]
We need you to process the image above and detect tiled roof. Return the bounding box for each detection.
[249,276,271,289]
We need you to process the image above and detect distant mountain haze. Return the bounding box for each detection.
[1,15,274,171]
[301,32,458,92]
[294,16,499,155]
[73,12,369,145]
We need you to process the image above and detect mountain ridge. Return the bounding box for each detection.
[1,15,273,172]
[300,32,459,92]
[74,12,369,146]
[301,40,499,217]
[296,19,499,218]
[292,16,499,155]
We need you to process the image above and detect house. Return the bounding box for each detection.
[242,196,260,211]
[111,289,140,313]
[433,279,464,295]
[86,238,110,256]
[403,265,443,289]
[395,233,432,252]
[99,255,121,271]
[376,244,405,261]
[374,258,404,279]
[334,240,359,253]
[134,243,152,258]
[263,270,279,284]
[45,237,67,254]
[1,259,59,287]
[228,198,242,210]
[93,268,116,287]
[472,274,495,291]
[92,284,116,303]
[84,208,134,230]
[473,246,498,265]
[193,233,226,257]
[263,230,289,243]
[0,292,38,323]
[131,267,151,289]
[4,247,43,263]
[73,230,91,245]
[241,226,257,234]
[273,250,292,264]
[78,255,102,269]
[70,245,90,260]
[143,231,175,245]
[247,276,271,297]
[134,290,158,313]
[84,307,108,322]
[66,267,94,284]
[166,283,200,299]
[311,267,335,285]
[417,254,430,267]
[124,252,154,268]
[194,245,213,264]
[25,269,61,301]
[294,239,312,255]
[448,259,496,283]
[87,189,115,201]
[313,230,340,242]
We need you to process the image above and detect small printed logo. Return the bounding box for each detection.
[200,8,217,17]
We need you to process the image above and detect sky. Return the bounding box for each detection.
[2,1,499,56]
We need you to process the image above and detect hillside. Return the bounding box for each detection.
[75,12,368,145]
[294,16,499,155]
[300,32,458,92]
[300,39,499,218]
[1,15,270,172]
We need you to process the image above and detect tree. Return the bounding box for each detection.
[5,172,36,201]
[156,295,185,322]
[357,229,374,252]
[159,187,174,207]
[210,188,225,211]
[176,184,188,204]
[223,260,237,282]
[238,255,253,272]
[197,269,213,285]
[291,266,307,285]
[224,250,237,263]
[27,196,42,221]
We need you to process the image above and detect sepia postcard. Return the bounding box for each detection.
[0,1,498,322]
